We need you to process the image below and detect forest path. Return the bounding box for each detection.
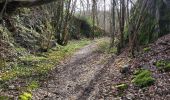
[32,38,115,100]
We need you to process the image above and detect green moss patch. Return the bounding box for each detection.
[155,60,170,71]
[132,69,155,87]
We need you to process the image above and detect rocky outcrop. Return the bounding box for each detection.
[0,0,57,13]
[0,7,54,60]
[0,0,57,7]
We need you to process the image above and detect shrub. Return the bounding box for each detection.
[155,60,170,71]
[132,69,155,87]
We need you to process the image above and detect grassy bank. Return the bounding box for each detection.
[0,39,91,82]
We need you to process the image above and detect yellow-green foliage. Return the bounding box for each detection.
[0,39,91,82]
[156,60,170,71]
[115,83,128,90]
[27,81,39,92]
[19,92,32,100]
[17,81,38,100]
[143,47,151,52]
[132,69,155,87]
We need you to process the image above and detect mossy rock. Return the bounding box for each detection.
[132,69,155,87]
[115,83,128,90]
[155,60,170,71]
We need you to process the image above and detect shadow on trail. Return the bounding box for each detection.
[77,56,115,100]
[49,53,100,79]
[39,52,102,99]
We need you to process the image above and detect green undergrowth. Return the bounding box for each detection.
[96,38,117,54]
[0,39,91,82]
[143,47,151,52]
[0,96,12,100]
[27,81,39,92]
[132,69,155,88]
[115,83,128,91]
[155,60,170,72]
[18,81,39,100]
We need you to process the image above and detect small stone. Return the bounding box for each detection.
[113,97,122,100]
[120,64,131,74]
[126,93,135,100]
[143,65,150,70]
[8,85,15,90]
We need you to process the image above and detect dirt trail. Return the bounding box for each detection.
[32,38,115,100]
